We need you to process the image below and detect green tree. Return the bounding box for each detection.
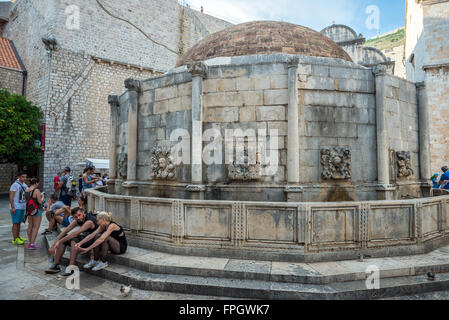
[0,89,43,166]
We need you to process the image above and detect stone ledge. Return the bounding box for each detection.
[45,234,449,299]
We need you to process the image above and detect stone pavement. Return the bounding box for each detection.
[0,196,236,300]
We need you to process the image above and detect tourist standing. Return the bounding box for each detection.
[53,172,62,198]
[82,166,100,196]
[9,171,28,245]
[57,167,75,206]
[439,166,449,190]
[25,178,44,250]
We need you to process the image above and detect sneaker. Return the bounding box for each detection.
[45,264,61,274]
[12,238,24,245]
[31,243,41,249]
[18,236,27,242]
[92,261,108,271]
[27,243,36,250]
[83,259,98,269]
[60,269,74,277]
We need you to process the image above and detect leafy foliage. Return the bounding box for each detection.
[0,89,43,166]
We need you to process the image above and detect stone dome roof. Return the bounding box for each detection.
[176,21,353,67]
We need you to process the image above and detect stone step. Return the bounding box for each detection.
[44,234,449,299]
[58,251,449,299]
[44,233,449,285]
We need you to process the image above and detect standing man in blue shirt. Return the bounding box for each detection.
[439,166,449,189]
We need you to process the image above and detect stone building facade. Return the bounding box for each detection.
[1,0,232,192]
[405,0,449,174]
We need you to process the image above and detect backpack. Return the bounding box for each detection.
[64,174,77,196]
[26,189,39,216]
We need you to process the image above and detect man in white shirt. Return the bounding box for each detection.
[9,171,28,245]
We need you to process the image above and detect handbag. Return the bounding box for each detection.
[25,189,39,217]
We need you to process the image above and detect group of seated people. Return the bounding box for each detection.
[42,194,127,276]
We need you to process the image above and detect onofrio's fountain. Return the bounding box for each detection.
[86,21,448,263]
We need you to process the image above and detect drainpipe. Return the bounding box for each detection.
[21,70,27,96]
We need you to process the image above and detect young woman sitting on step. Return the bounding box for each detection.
[74,211,127,271]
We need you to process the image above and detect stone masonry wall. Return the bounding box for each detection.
[42,48,156,192]
[382,74,420,184]
[3,0,53,108]
[0,66,23,95]
[137,72,193,183]
[428,66,449,173]
[299,62,376,201]
[422,2,449,174]
[0,163,18,192]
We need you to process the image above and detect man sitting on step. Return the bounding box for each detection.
[46,207,98,276]
[42,194,72,235]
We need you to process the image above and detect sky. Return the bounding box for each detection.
[182,0,405,39]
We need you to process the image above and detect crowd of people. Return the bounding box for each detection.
[8,167,126,276]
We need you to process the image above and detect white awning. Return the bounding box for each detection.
[76,158,109,169]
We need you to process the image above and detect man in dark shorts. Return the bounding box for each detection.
[46,207,97,276]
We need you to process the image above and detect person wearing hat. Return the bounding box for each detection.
[431,173,440,189]
[57,167,74,206]
[439,166,449,190]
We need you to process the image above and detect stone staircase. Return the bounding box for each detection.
[44,233,449,299]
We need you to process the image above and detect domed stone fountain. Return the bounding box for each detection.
[86,21,448,262]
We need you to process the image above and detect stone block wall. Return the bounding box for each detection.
[42,48,157,191]
[422,2,449,67]
[0,67,23,95]
[202,63,289,185]
[428,67,449,172]
[3,0,52,108]
[382,74,420,184]
[0,163,18,192]
[137,72,193,183]
[299,65,376,183]
[421,2,449,174]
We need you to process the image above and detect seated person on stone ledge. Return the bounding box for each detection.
[43,194,92,234]
[75,211,127,271]
[439,166,449,190]
[42,194,71,235]
[46,207,98,276]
